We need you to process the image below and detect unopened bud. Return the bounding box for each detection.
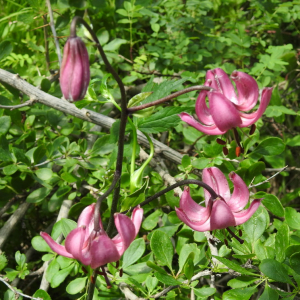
[60,36,90,101]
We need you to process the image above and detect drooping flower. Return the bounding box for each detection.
[60,36,90,101]
[175,167,261,231]
[41,204,143,269]
[179,68,273,135]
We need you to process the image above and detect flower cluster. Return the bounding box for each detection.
[41,204,143,269]
[176,167,261,231]
[179,68,273,135]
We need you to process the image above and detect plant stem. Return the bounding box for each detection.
[127,85,213,113]
[70,16,127,300]
[123,179,218,214]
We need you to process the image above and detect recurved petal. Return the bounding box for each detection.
[227,172,250,212]
[179,188,211,224]
[202,167,231,204]
[233,199,262,226]
[231,71,259,111]
[175,207,212,232]
[209,92,242,132]
[179,113,226,135]
[239,87,273,127]
[195,80,214,125]
[90,234,120,269]
[40,232,74,259]
[210,200,236,230]
[77,203,95,228]
[65,227,92,266]
[207,68,238,103]
[114,213,136,255]
[131,206,143,235]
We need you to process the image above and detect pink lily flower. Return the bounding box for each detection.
[60,36,90,101]
[41,204,143,269]
[175,167,261,231]
[179,68,273,135]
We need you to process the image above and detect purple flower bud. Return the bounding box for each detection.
[60,36,90,101]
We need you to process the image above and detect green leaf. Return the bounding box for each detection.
[154,272,181,285]
[103,38,127,51]
[223,286,257,300]
[259,259,293,284]
[61,218,77,238]
[285,207,300,230]
[122,238,145,268]
[151,23,160,32]
[265,105,297,117]
[192,157,211,169]
[142,209,162,230]
[275,223,289,262]
[66,277,87,294]
[50,264,74,288]
[258,284,278,300]
[290,252,300,275]
[90,135,115,156]
[0,41,13,61]
[46,259,59,283]
[0,116,11,135]
[286,135,300,147]
[183,253,194,280]
[212,256,257,276]
[33,145,47,164]
[227,276,258,288]
[250,137,285,157]
[128,277,147,294]
[254,193,284,217]
[150,231,173,270]
[128,92,153,108]
[33,290,51,300]
[31,236,52,252]
[3,164,18,175]
[0,254,8,271]
[178,243,200,272]
[146,261,168,275]
[35,168,53,181]
[193,287,216,298]
[26,187,51,203]
[243,206,268,244]
[138,107,188,134]
[145,276,159,293]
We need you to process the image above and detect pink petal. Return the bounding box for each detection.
[113,213,136,255]
[131,206,144,235]
[77,203,95,227]
[40,232,74,259]
[195,80,214,125]
[60,39,72,99]
[207,68,238,103]
[231,71,259,111]
[202,167,231,204]
[90,234,120,269]
[175,207,212,232]
[65,227,92,266]
[210,199,236,230]
[209,92,242,131]
[179,113,226,135]
[227,172,250,212]
[233,199,262,226]
[179,188,211,224]
[239,87,273,127]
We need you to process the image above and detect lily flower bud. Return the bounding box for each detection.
[60,36,90,101]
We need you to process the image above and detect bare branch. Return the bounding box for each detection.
[0,276,42,300]
[249,165,288,188]
[45,0,62,66]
